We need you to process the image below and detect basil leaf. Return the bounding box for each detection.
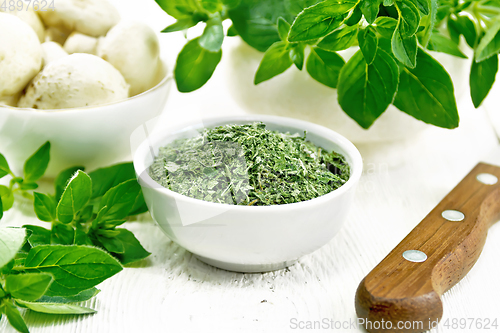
[19,182,38,190]
[199,13,224,52]
[37,287,99,304]
[420,0,436,47]
[5,273,53,301]
[228,0,319,52]
[306,47,345,88]
[254,41,293,84]
[109,229,151,265]
[23,225,51,248]
[476,21,500,63]
[23,245,123,297]
[392,27,417,68]
[358,27,378,64]
[345,5,362,26]
[447,15,476,48]
[289,43,305,70]
[360,0,382,24]
[394,49,459,128]
[3,301,29,333]
[23,141,50,183]
[154,0,200,19]
[317,25,358,51]
[97,180,143,221]
[54,166,84,202]
[88,162,135,199]
[1,259,14,275]
[15,300,96,314]
[470,54,499,108]
[175,37,222,92]
[384,0,395,5]
[0,197,3,220]
[57,171,92,223]
[0,227,26,268]
[222,0,241,9]
[162,18,199,33]
[201,0,223,13]
[374,17,397,39]
[277,17,291,41]
[0,185,14,211]
[33,192,56,222]
[288,0,356,42]
[338,49,399,129]
[427,33,467,59]
[395,0,420,38]
[96,234,125,254]
[74,228,93,246]
[227,25,238,36]
[0,153,11,179]
[51,224,75,245]
[413,0,429,15]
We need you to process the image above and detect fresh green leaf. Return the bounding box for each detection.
[447,15,476,48]
[358,27,379,64]
[33,192,56,222]
[0,227,26,268]
[421,0,436,47]
[37,288,100,304]
[360,0,382,24]
[288,0,356,42]
[338,49,399,129]
[470,54,499,108]
[306,47,345,88]
[15,299,96,315]
[227,25,238,36]
[162,18,198,33]
[289,43,305,70]
[392,27,417,68]
[100,220,127,229]
[345,4,362,26]
[74,228,93,246]
[222,0,241,9]
[96,234,125,254]
[88,163,135,199]
[476,21,500,62]
[5,273,53,301]
[199,13,224,52]
[175,37,222,92]
[413,0,429,15]
[374,16,397,39]
[19,182,38,190]
[277,17,291,41]
[384,0,395,5]
[57,171,92,223]
[0,153,11,179]
[97,180,143,222]
[55,166,85,202]
[395,0,420,38]
[1,259,14,274]
[23,141,50,183]
[201,0,223,12]
[154,0,200,19]
[23,225,51,248]
[3,300,29,333]
[107,229,151,265]
[317,25,358,51]
[394,48,459,128]
[254,41,293,84]
[427,33,467,58]
[0,185,14,211]
[51,224,75,245]
[22,245,123,297]
[0,197,3,220]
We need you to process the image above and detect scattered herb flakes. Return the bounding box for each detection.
[149,123,350,206]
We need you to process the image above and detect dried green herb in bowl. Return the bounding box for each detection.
[149,122,350,206]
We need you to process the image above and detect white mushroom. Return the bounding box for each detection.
[0,7,45,42]
[0,13,42,99]
[38,0,120,37]
[98,20,162,96]
[64,32,99,55]
[18,53,129,110]
[41,42,68,66]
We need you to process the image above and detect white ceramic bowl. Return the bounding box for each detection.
[134,115,363,272]
[0,73,172,177]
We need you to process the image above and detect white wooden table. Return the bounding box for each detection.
[1,1,500,332]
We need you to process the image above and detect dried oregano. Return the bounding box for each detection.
[149,122,350,206]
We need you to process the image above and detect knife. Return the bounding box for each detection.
[355,162,500,333]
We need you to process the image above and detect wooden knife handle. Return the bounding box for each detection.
[355,163,500,333]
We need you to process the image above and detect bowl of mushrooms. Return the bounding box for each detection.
[0,0,171,177]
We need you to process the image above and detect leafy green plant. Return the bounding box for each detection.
[158,0,500,129]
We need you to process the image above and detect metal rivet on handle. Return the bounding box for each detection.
[476,173,498,185]
[442,210,465,222]
[403,250,427,263]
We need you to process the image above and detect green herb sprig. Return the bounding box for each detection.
[158,0,500,130]
[0,143,152,333]
[149,123,350,206]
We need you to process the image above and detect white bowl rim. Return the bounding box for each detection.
[0,71,173,114]
[134,115,363,212]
